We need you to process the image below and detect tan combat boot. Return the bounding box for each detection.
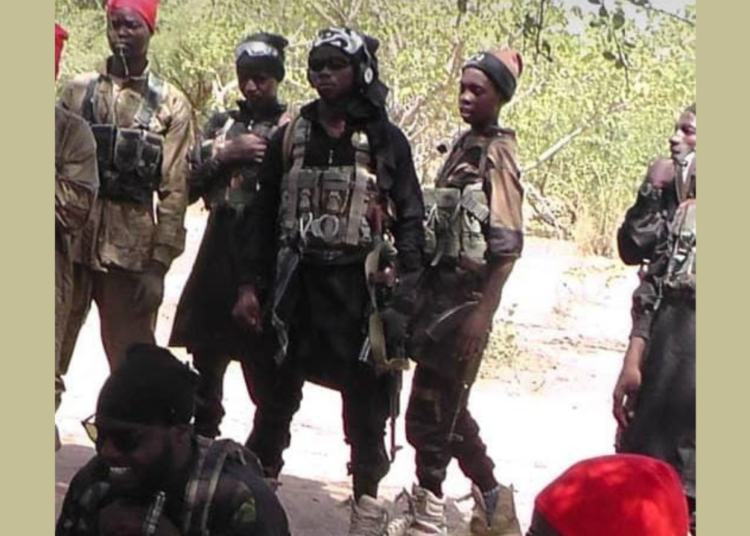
[406,485,448,536]
[349,495,391,536]
[468,484,522,536]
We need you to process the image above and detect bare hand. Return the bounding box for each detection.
[456,308,492,360]
[218,133,268,165]
[612,364,642,429]
[232,285,263,332]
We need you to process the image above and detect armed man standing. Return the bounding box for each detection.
[57,0,192,397]
[232,27,425,536]
[55,22,99,450]
[402,48,525,536]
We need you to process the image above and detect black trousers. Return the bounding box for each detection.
[406,364,496,494]
[245,356,392,498]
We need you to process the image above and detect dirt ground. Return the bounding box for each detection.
[55,204,639,534]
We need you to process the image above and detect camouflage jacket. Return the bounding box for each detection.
[59,58,193,272]
[55,104,98,362]
[56,438,290,536]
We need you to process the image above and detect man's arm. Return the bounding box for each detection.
[232,126,286,330]
[457,137,524,357]
[617,158,674,266]
[56,108,99,232]
[151,90,193,270]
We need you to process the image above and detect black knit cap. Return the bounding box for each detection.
[97,344,199,426]
[235,32,289,81]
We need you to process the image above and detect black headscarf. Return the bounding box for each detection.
[310,28,397,189]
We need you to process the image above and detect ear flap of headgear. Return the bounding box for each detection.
[312,27,376,87]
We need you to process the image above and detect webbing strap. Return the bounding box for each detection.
[134,73,165,129]
[346,131,374,245]
[280,117,310,236]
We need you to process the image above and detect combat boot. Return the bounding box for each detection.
[468,484,522,536]
[406,485,447,536]
[349,495,391,536]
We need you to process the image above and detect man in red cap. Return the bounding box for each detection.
[57,0,193,386]
[526,454,689,536]
[400,47,525,536]
[55,22,99,450]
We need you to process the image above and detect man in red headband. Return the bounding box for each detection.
[55,22,99,451]
[57,0,193,386]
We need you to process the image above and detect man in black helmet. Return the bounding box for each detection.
[232,27,425,536]
[55,344,291,536]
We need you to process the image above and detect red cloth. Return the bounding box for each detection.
[106,0,160,32]
[534,454,689,536]
[55,23,68,79]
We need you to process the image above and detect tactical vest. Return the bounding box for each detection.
[202,114,281,211]
[663,199,696,297]
[82,73,165,205]
[423,131,494,266]
[278,117,380,260]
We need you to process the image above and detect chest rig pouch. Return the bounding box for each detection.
[663,199,696,296]
[83,73,165,206]
[423,133,492,266]
[279,117,379,260]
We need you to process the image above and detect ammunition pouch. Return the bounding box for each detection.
[663,200,696,299]
[279,119,379,258]
[424,182,489,266]
[82,73,166,206]
[91,125,163,206]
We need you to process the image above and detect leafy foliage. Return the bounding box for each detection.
[55,0,695,256]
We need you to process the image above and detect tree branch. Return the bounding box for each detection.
[521,101,627,174]
[625,0,695,27]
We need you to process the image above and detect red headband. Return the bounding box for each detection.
[55,23,69,79]
[106,0,160,33]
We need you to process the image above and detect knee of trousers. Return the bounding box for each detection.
[406,386,446,445]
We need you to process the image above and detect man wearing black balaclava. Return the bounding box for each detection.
[232,27,425,536]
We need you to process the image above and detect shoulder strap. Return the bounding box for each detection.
[182,438,259,536]
[134,72,166,129]
[81,76,101,124]
[281,114,308,172]
[435,131,472,184]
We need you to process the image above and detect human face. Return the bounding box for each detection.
[308,46,356,102]
[84,414,173,494]
[669,111,697,162]
[459,67,502,130]
[106,8,151,63]
[236,64,279,107]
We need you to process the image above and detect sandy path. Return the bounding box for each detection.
[56,205,638,534]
